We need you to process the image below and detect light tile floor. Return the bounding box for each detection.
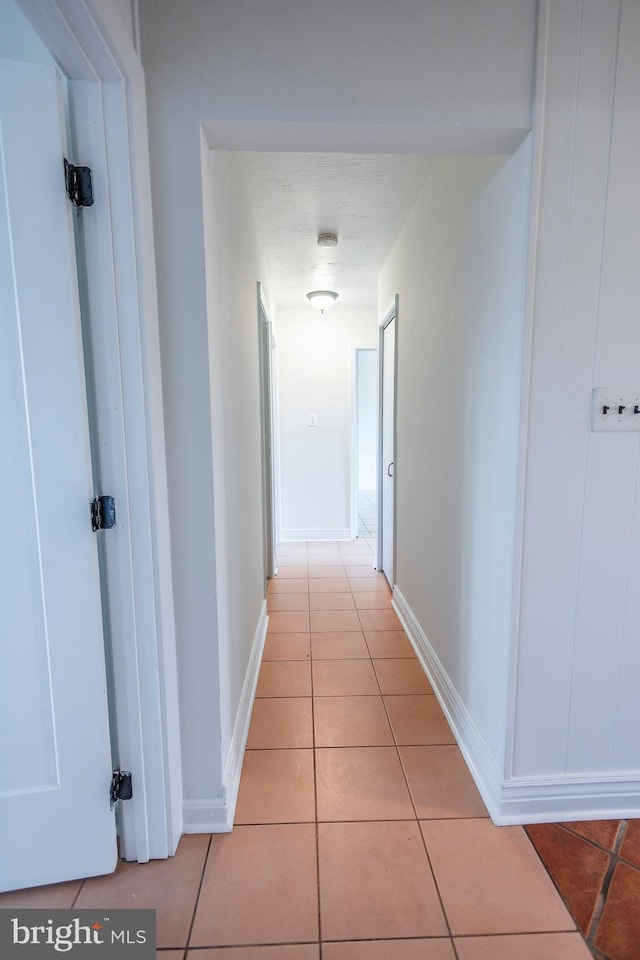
[0,538,594,959]
[357,489,377,540]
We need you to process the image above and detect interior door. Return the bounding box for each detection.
[354,348,378,539]
[0,60,117,891]
[258,291,276,581]
[379,304,397,587]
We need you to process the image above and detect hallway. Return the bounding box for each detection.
[1,539,595,959]
[357,490,377,540]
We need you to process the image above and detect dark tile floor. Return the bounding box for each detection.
[526,819,640,960]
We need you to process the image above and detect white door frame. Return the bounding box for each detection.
[377,296,398,580]
[18,0,182,862]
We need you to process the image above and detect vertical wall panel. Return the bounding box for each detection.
[613,450,640,771]
[566,0,640,775]
[611,5,640,767]
[567,438,637,771]
[513,0,620,776]
[593,0,640,386]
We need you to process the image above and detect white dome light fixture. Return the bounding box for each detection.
[306,290,338,314]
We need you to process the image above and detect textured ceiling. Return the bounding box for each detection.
[240,152,437,309]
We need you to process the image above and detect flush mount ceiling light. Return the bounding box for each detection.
[306,290,339,314]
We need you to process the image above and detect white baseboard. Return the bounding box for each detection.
[392,586,640,825]
[182,796,229,833]
[282,528,352,542]
[182,601,268,833]
[392,587,502,820]
[495,773,640,824]
[222,600,268,829]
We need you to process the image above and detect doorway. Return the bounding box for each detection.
[353,347,378,541]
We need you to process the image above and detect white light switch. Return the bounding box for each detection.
[308,413,317,426]
[592,388,640,432]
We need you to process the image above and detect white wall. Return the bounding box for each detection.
[140,42,223,830]
[277,307,377,540]
[141,0,535,153]
[357,349,378,493]
[508,0,640,820]
[110,0,138,50]
[204,149,269,799]
[0,0,54,62]
[379,147,532,815]
[177,146,272,830]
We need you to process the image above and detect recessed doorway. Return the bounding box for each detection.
[353,347,378,542]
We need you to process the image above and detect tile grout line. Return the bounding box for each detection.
[312,543,398,954]
[276,541,481,959]
[376,663,461,960]
[353,574,461,956]
[526,819,640,960]
[358,546,462,959]
[70,879,85,909]
[185,941,321,948]
[307,549,323,960]
[558,820,632,862]
[585,819,629,957]
[524,827,599,957]
[265,546,322,955]
[184,834,213,953]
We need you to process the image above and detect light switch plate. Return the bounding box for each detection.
[592,388,640,432]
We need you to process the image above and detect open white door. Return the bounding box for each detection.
[258,286,276,581]
[0,60,116,891]
[378,299,398,587]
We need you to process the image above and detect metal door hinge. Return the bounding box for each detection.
[90,495,116,532]
[110,769,133,810]
[64,158,94,207]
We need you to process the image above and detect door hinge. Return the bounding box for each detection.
[64,158,94,207]
[90,495,116,532]
[110,769,133,810]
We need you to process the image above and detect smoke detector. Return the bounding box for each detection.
[317,233,338,248]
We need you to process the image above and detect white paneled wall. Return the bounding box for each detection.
[509,0,640,817]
